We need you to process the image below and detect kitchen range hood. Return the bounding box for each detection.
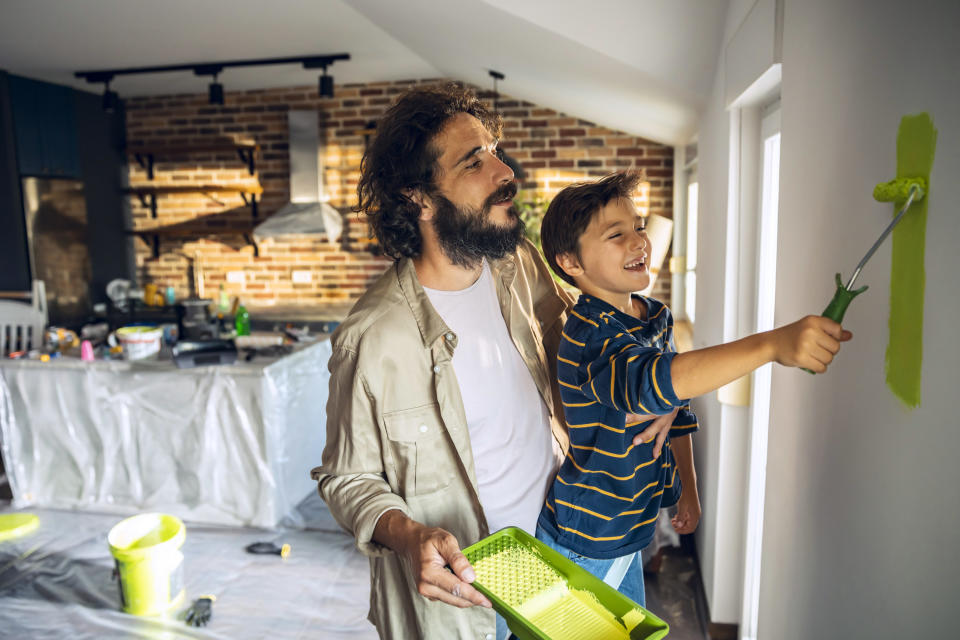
[253,110,343,243]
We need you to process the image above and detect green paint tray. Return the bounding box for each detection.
[463,527,669,640]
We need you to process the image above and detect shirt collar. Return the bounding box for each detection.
[396,253,517,348]
[577,292,650,326]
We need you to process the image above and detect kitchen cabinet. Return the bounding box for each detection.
[0,72,31,291]
[8,74,81,178]
[1,71,132,304]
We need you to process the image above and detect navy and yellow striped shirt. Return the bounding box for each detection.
[537,293,699,558]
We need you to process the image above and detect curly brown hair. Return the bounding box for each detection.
[356,82,501,260]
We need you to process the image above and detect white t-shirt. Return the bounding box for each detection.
[423,261,559,535]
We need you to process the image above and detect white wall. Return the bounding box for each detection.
[695,0,960,636]
[760,0,959,636]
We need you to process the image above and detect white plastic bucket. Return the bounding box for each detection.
[117,326,163,360]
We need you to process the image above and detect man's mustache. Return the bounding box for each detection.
[484,181,519,210]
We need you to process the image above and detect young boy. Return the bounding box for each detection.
[536,172,851,606]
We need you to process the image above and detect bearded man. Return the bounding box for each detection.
[311,83,672,640]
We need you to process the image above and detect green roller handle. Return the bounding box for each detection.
[804,273,868,374]
[822,273,868,323]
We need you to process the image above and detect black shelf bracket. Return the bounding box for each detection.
[134,192,158,218]
[237,148,256,175]
[134,152,155,179]
[239,192,259,219]
[150,234,160,259]
[242,232,260,257]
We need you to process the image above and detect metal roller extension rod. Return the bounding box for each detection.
[845,183,923,290]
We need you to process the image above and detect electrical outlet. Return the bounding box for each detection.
[227,271,246,283]
[291,270,312,284]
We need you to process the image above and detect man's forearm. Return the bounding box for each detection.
[669,332,773,400]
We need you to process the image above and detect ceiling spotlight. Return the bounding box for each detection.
[194,65,225,106]
[209,73,224,105]
[101,79,118,113]
[319,67,334,98]
[78,54,351,106]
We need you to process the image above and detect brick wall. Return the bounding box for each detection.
[125,79,674,308]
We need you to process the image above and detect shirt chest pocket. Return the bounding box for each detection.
[382,403,451,496]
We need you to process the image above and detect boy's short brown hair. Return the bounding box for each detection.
[540,171,642,287]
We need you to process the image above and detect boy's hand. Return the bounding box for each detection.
[769,316,853,373]
[671,491,701,535]
[632,408,679,458]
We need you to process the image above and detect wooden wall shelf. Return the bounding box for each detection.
[127,141,259,178]
[124,184,263,218]
[127,224,260,258]
[124,184,263,195]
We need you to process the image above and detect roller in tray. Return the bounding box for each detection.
[463,527,669,640]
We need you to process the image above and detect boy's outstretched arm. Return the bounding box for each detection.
[669,316,852,400]
[670,434,700,535]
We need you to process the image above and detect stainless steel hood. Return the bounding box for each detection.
[253,110,343,242]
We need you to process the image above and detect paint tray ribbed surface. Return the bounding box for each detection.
[463,527,669,640]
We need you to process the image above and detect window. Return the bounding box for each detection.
[685,178,699,323]
[741,99,781,640]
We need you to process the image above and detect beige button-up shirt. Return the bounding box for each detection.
[311,239,572,639]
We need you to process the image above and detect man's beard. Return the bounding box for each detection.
[429,181,525,269]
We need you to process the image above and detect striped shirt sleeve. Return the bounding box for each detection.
[572,319,686,416]
[669,404,699,437]
[662,317,699,436]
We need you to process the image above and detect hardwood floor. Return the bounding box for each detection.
[643,539,711,640]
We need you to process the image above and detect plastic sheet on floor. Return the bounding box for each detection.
[0,493,377,639]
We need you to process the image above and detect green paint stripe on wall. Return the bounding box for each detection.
[886,113,937,408]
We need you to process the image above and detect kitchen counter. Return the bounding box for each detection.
[1,342,316,375]
[0,339,332,528]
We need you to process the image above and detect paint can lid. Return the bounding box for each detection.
[0,513,39,542]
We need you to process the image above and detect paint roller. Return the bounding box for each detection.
[806,177,927,373]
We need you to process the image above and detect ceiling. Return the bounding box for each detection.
[0,0,728,145]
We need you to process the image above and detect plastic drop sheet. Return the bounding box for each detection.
[0,493,377,639]
[0,340,332,529]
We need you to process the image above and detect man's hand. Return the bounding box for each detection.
[374,510,491,609]
[671,491,701,535]
[768,316,853,373]
[631,408,679,458]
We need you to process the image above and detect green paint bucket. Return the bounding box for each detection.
[108,513,186,616]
